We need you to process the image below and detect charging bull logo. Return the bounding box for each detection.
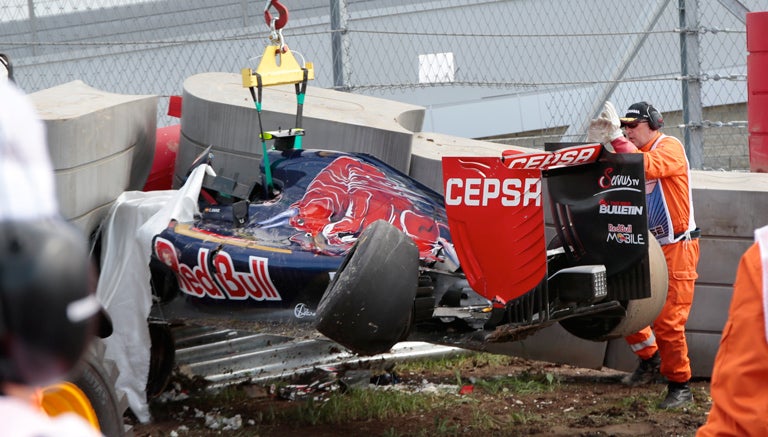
[154,236,282,301]
[261,156,449,262]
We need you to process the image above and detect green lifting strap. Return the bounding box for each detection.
[292,67,309,150]
[241,45,314,194]
[247,76,274,196]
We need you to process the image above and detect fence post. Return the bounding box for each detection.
[27,0,38,56]
[679,0,704,169]
[330,0,348,90]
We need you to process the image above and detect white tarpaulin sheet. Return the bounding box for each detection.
[95,164,211,422]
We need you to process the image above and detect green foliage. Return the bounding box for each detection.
[265,388,458,427]
[433,416,461,435]
[396,351,516,374]
[472,371,559,395]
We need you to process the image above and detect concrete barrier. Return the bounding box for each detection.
[175,72,424,189]
[409,132,532,193]
[30,81,156,236]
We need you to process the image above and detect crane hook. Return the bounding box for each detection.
[264,0,288,30]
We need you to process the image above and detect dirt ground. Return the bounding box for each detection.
[129,354,711,437]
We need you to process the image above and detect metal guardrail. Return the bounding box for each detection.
[172,324,469,390]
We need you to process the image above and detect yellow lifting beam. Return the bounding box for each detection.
[241,45,314,88]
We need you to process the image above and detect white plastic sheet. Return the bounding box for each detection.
[95,164,211,422]
[0,80,58,220]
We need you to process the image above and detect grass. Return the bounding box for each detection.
[248,352,558,433]
[472,373,556,395]
[289,388,445,423]
[400,351,561,396]
[395,351,517,374]
[153,351,558,434]
[147,351,709,436]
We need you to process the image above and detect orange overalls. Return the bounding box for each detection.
[697,229,768,436]
[611,131,700,383]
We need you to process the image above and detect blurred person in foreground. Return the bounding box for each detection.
[696,226,768,436]
[0,64,103,436]
[588,101,700,409]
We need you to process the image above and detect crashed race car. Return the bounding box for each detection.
[150,145,453,321]
[148,6,666,358]
[149,139,668,357]
[316,143,667,355]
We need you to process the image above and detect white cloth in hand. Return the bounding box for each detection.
[587,101,623,143]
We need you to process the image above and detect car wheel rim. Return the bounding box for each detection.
[41,381,101,431]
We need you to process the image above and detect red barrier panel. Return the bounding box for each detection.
[144,96,182,191]
[143,124,180,191]
[748,12,768,172]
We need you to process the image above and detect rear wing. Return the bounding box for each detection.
[442,143,648,304]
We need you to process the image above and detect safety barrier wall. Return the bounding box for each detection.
[29,81,156,238]
[175,73,424,182]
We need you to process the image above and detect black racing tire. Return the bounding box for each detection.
[560,233,668,341]
[42,339,129,437]
[146,321,176,399]
[314,220,419,356]
[149,257,180,304]
[71,340,129,437]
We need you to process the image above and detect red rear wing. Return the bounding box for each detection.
[442,144,602,304]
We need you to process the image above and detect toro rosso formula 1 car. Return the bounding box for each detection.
[150,146,452,320]
[149,141,667,356]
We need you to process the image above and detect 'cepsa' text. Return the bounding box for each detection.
[444,178,541,207]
